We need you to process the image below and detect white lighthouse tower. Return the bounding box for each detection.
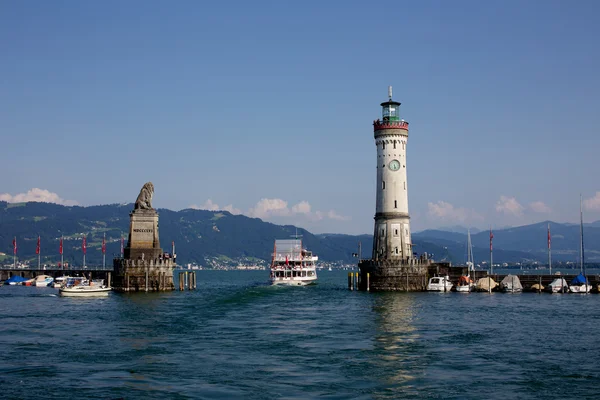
[372,86,412,261]
[359,87,428,291]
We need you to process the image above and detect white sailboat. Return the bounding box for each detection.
[570,195,591,293]
[455,229,475,292]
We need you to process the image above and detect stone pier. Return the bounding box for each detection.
[359,259,431,291]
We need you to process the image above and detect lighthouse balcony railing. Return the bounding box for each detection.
[373,120,409,130]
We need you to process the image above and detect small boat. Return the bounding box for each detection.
[530,283,545,292]
[455,275,474,292]
[569,273,591,293]
[456,229,475,292]
[5,276,29,285]
[427,276,453,292]
[546,278,568,293]
[500,274,523,293]
[59,277,111,297]
[34,275,54,287]
[53,276,70,288]
[270,238,317,286]
[570,197,590,293]
[475,276,498,292]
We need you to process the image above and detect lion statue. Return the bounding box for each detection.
[134,182,155,210]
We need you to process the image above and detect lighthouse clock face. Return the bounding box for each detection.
[388,159,401,171]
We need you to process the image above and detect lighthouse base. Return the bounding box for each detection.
[358,259,431,291]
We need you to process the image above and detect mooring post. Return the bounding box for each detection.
[406,270,409,292]
[179,272,183,291]
[367,272,370,291]
[145,267,149,292]
[107,271,111,288]
[348,273,352,291]
[538,275,541,293]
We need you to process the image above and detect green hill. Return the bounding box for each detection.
[1,201,596,267]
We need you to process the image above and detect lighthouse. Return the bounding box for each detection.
[359,87,429,291]
[372,86,412,261]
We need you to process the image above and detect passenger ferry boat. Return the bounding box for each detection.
[270,239,318,286]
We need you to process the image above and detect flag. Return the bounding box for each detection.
[82,236,87,255]
[489,229,494,251]
[102,234,106,254]
[285,255,289,266]
[36,236,40,255]
[547,224,551,250]
[12,237,17,255]
[59,237,63,255]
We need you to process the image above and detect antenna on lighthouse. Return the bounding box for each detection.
[388,86,393,101]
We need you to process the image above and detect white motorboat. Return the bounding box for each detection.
[34,275,54,287]
[455,275,474,292]
[427,276,453,292]
[59,277,111,297]
[546,278,568,293]
[500,274,523,293]
[270,238,317,286]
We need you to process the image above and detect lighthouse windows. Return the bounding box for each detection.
[402,141,405,150]
[393,141,396,149]
[394,200,397,208]
[382,142,386,150]
[382,181,385,190]
[392,224,400,237]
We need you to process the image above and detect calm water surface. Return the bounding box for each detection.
[1,270,599,399]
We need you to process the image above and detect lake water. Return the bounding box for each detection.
[1,270,599,399]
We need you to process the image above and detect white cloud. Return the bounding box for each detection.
[249,198,291,219]
[0,188,78,206]
[323,210,351,221]
[189,199,241,215]
[191,197,349,222]
[427,201,481,223]
[291,201,311,215]
[495,196,524,216]
[584,192,600,211]
[529,201,551,213]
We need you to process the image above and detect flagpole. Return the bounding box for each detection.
[38,236,41,269]
[82,235,86,268]
[13,236,16,269]
[61,236,64,270]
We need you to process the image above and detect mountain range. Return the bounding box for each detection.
[0,201,596,267]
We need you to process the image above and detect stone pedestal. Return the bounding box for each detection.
[124,209,162,261]
[359,259,430,291]
[113,206,175,292]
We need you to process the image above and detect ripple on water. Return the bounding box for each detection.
[1,271,600,399]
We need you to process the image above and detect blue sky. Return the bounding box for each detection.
[1,0,599,234]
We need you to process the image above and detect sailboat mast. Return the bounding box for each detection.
[580,194,585,275]
[548,223,552,276]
